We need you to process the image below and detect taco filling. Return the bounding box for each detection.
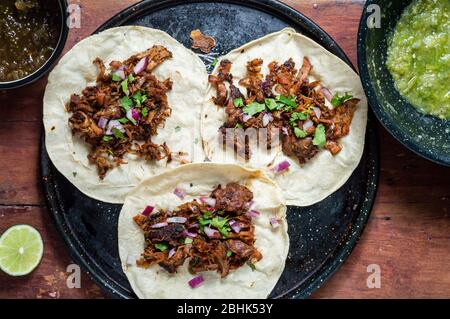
[133,182,263,278]
[208,57,360,164]
[67,45,173,178]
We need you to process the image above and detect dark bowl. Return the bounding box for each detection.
[357,0,450,166]
[0,0,69,90]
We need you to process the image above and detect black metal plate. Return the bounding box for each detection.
[40,0,379,299]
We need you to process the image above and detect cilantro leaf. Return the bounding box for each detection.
[175,125,182,132]
[265,98,278,111]
[226,250,233,257]
[276,95,297,108]
[111,73,122,82]
[313,124,326,148]
[243,102,266,116]
[112,128,124,139]
[142,107,149,117]
[294,127,308,138]
[103,135,114,142]
[120,96,133,111]
[331,92,353,107]
[184,237,193,244]
[233,97,244,107]
[132,91,147,107]
[121,79,129,95]
[289,112,309,127]
[234,123,243,129]
[211,57,218,68]
[247,262,256,271]
[155,243,168,252]
[118,117,129,124]
[127,74,135,83]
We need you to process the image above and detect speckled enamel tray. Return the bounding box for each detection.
[40,0,379,299]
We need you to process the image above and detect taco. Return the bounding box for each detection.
[44,26,207,203]
[202,28,368,206]
[118,163,289,299]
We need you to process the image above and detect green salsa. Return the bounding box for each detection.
[386,0,450,120]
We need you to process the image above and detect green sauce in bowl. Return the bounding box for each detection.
[386,0,450,120]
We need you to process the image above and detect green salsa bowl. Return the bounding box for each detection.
[358,0,450,166]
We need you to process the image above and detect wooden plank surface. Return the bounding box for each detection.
[0,0,449,299]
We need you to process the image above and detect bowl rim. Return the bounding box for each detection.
[0,0,69,90]
[357,0,450,167]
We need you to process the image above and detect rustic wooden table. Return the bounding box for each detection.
[0,0,449,299]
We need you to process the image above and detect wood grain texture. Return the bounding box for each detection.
[0,0,449,299]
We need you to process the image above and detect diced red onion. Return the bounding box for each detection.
[200,197,216,207]
[321,87,333,102]
[188,275,204,288]
[126,255,135,266]
[190,223,199,229]
[303,119,314,131]
[182,230,198,238]
[270,217,280,229]
[204,226,219,238]
[98,117,108,130]
[173,187,186,199]
[133,56,148,75]
[281,126,289,135]
[113,69,126,80]
[244,200,254,210]
[262,113,274,127]
[313,107,322,119]
[141,205,154,216]
[126,108,140,124]
[151,222,168,228]
[106,120,125,135]
[229,220,241,233]
[168,248,176,259]
[242,114,252,122]
[275,160,291,173]
[167,216,187,224]
[247,210,261,218]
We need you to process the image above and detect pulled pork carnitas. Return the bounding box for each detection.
[67,46,173,178]
[133,183,262,278]
[208,57,360,164]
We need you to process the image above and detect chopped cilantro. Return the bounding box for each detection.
[226,250,233,257]
[127,74,135,83]
[111,73,122,82]
[289,111,309,127]
[294,127,308,138]
[118,117,129,124]
[103,135,114,142]
[234,123,243,129]
[233,97,244,107]
[121,79,129,95]
[243,102,266,116]
[331,92,353,107]
[247,262,256,271]
[313,124,326,148]
[264,98,278,110]
[142,107,149,117]
[120,96,133,111]
[132,91,147,107]
[211,216,230,237]
[112,128,124,139]
[155,243,168,252]
[276,95,297,109]
[211,57,218,68]
[175,125,182,132]
[184,237,193,244]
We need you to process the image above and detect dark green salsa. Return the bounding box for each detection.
[0,0,61,82]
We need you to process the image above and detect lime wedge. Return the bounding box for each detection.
[0,225,44,276]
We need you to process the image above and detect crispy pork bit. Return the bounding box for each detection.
[67,46,173,179]
[190,29,217,54]
[208,55,359,164]
[134,183,262,278]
